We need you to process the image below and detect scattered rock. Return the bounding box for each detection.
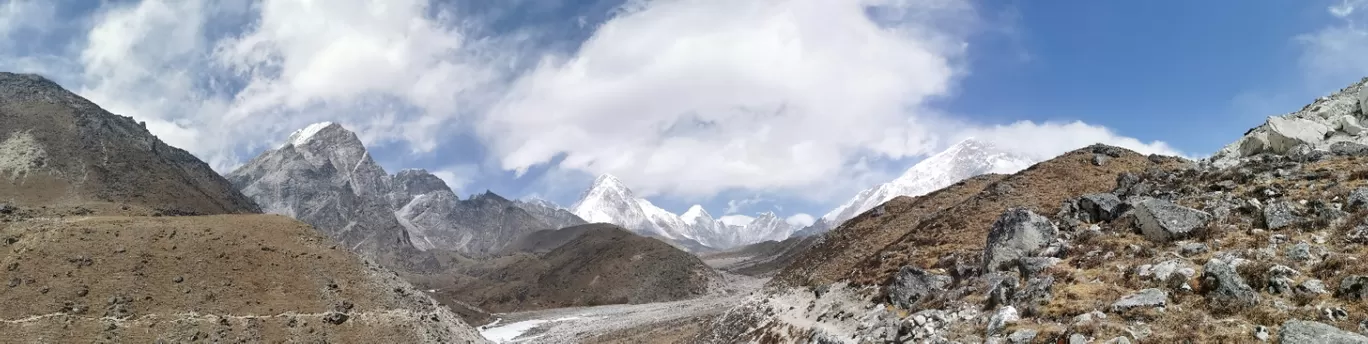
[1131,198,1212,242]
[1350,188,1368,212]
[982,209,1058,272]
[1201,259,1259,309]
[1255,325,1271,341]
[1180,242,1208,256]
[1017,257,1060,280]
[986,306,1019,336]
[1331,142,1368,157]
[1286,243,1314,262]
[1263,201,1305,230]
[1007,329,1038,344]
[887,266,951,310]
[1093,154,1111,166]
[322,312,349,325]
[1299,279,1329,295]
[1268,265,1300,294]
[6,278,18,288]
[1338,275,1368,300]
[1078,193,1128,223]
[173,276,184,283]
[0,203,14,214]
[1069,333,1088,344]
[986,275,1019,309]
[1279,320,1368,343]
[1111,288,1167,313]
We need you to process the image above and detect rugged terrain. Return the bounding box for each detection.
[411,224,722,325]
[0,72,258,215]
[694,78,1368,343]
[0,73,489,343]
[702,236,818,277]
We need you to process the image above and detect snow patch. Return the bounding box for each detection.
[479,316,588,343]
[284,122,335,147]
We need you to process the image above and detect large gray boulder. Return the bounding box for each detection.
[1111,288,1167,312]
[1263,201,1304,230]
[983,209,1059,272]
[1131,198,1212,242]
[888,266,952,310]
[1348,188,1368,212]
[1078,193,1128,222]
[1279,320,1368,344]
[1201,259,1259,309]
[1338,275,1368,300]
[1208,78,1368,167]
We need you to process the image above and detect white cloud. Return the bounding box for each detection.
[432,164,478,194]
[785,213,815,227]
[0,0,54,41]
[724,195,765,214]
[44,0,504,170]
[477,0,1175,201]
[718,214,755,227]
[960,121,1185,160]
[1298,0,1368,88]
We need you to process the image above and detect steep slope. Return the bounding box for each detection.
[771,173,1006,288]
[0,208,488,343]
[226,123,429,270]
[570,174,670,238]
[410,224,721,318]
[390,169,558,256]
[0,72,258,215]
[808,138,1035,235]
[570,174,796,249]
[681,205,733,248]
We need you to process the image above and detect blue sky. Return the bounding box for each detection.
[2,0,1366,225]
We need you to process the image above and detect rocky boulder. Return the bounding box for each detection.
[1278,320,1368,344]
[1201,259,1259,310]
[1263,201,1305,230]
[888,266,952,310]
[1077,193,1128,223]
[1338,275,1368,300]
[1131,198,1212,242]
[1111,288,1167,313]
[982,209,1059,272]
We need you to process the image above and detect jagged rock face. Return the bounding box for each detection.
[226,123,425,269]
[809,138,1036,235]
[1211,78,1368,167]
[399,189,558,256]
[0,72,259,215]
[513,197,588,230]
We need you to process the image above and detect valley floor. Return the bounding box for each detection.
[477,273,766,344]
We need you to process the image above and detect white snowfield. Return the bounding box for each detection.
[285,121,336,147]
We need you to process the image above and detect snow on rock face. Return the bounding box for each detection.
[286,121,337,147]
[812,138,1036,234]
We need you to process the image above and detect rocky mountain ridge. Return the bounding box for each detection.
[694,78,1368,344]
[227,123,582,264]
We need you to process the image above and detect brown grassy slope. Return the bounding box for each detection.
[0,208,486,343]
[413,224,719,316]
[0,73,258,215]
[769,174,1005,289]
[708,235,819,277]
[848,147,1187,286]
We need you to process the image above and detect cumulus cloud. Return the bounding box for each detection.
[432,164,479,194]
[0,0,55,42]
[959,121,1185,159]
[785,213,815,227]
[37,0,503,170]
[724,195,766,214]
[477,0,1175,200]
[718,214,755,227]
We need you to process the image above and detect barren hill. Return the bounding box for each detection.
[0,73,258,215]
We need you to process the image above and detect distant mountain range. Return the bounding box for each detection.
[227,122,586,263]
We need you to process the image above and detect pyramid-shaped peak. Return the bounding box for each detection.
[681,204,712,222]
[592,173,625,186]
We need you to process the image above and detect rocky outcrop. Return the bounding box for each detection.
[1201,259,1259,310]
[982,209,1058,272]
[1131,198,1211,242]
[1110,288,1167,312]
[887,267,952,310]
[1211,77,1368,167]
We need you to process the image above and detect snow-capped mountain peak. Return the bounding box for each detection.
[813,138,1037,233]
[284,121,338,148]
[680,204,711,223]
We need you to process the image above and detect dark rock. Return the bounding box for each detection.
[1179,242,1208,256]
[334,300,354,313]
[1008,329,1038,344]
[1263,201,1305,230]
[1255,325,1271,341]
[1017,276,1056,310]
[1279,320,1368,343]
[1331,142,1368,157]
[982,209,1058,272]
[986,275,1019,309]
[1092,144,1127,157]
[0,204,14,214]
[173,276,184,283]
[1338,275,1368,300]
[1350,188,1368,212]
[6,278,18,288]
[322,312,349,325]
[1298,279,1329,295]
[1267,265,1299,295]
[1077,193,1128,223]
[1131,198,1212,242]
[1111,288,1167,312]
[1114,172,1141,196]
[1201,259,1259,309]
[887,266,951,310]
[1286,243,1314,262]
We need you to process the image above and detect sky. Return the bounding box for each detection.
[1,0,1366,227]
